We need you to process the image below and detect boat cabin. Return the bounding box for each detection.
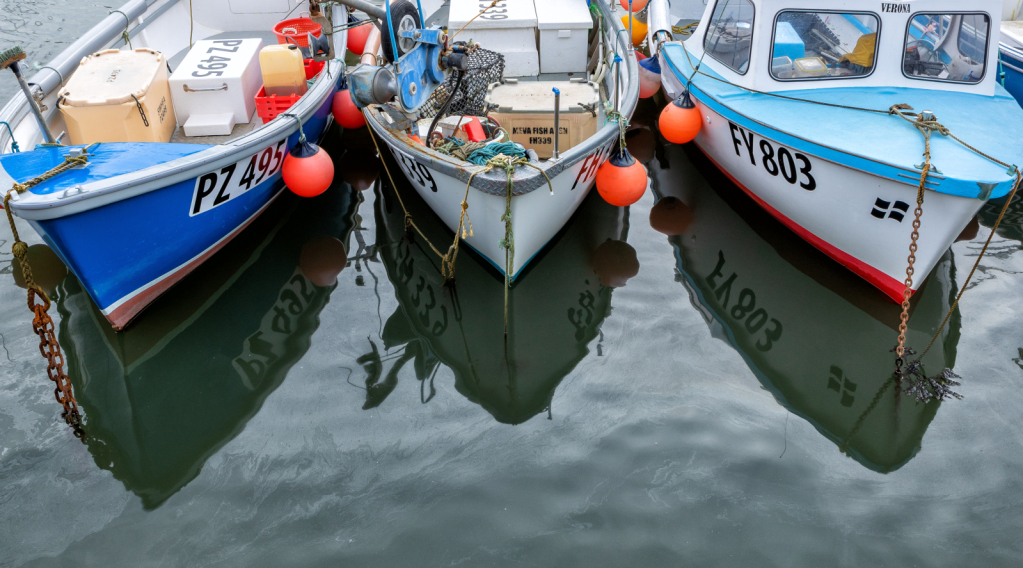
[686,0,1002,96]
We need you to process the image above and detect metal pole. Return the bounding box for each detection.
[552,87,561,160]
[614,55,621,115]
[628,0,634,53]
[10,62,56,144]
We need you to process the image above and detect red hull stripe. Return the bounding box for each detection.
[697,146,913,303]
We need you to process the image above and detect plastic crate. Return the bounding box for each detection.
[304,59,324,79]
[273,18,322,48]
[254,59,325,122]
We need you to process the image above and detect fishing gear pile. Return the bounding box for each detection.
[419,46,504,119]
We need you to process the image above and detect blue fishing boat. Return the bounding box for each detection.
[999,14,1023,104]
[647,0,1023,302]
[1,0,346,329]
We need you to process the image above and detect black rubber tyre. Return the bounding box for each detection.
[378,0,422,63]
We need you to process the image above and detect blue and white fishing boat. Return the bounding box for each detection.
[647,0,1023,302]
[1,0,346,329]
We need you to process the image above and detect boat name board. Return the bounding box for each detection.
[390,147,438,192]
[880,3,912,14]
[190,139,288,216]
[728,122,817,191]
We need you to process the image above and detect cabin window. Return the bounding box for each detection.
[770,11,880,81]
[704,0,756,75]
[903,13,990,84]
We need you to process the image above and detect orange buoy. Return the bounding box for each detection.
[649,196,693,236]
[621,16,648,47]
[12,244,67,294]
[638,55,661,99]
[409,132,424,145]
[300,235,348,287]
[333,89,366,130]
[283,140,334,197]
[591,239,640,288]
[338,149,379,191]
[346,19,371,55]
[659,89,702,144]
[619,0,649,11]
[596,149,648,207]
[624,128,655,163]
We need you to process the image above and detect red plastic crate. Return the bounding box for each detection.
[254,60,326,122]
[304,59,324,79]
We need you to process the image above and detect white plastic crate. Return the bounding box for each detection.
[448,0,539,77]
[534,1,592,74]
[169,38,264,136]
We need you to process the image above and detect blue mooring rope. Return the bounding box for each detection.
[466,142,526,166]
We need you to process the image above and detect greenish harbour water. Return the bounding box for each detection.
[3,5,1023,567]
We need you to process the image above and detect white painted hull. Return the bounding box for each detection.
[383,141,614,278]
[662,73,983,302]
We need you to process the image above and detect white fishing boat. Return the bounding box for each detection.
[1,0,347,329]
[647,0,1023,302]
[338,0,639,279]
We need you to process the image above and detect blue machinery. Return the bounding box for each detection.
[337,0,469,115]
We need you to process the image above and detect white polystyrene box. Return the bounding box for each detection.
[534,1,592,74]
[169,38,263,136]
[449,0,539,77]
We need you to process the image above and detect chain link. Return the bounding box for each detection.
[894,114,935,367]
[5,149,90,438]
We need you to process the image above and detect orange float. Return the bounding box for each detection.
[346,19,372,55]
[596,149,648,207]
[283,140,334,197]
[659,89,702,144]
[621,15,648,47]
[619,0,649,11]
[332,89,366,129]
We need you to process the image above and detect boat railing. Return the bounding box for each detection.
[391,0,638,195]
[0,0,161,153]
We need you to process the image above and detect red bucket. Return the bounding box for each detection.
[273,18,323,48]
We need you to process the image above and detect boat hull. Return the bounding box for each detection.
[999,43,1023,106]
[378,130,615,278]
[15,97,334,329]
[661,66,984,302]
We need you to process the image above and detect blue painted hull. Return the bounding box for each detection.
[5,89,336,329]
[1000,44,1023,107]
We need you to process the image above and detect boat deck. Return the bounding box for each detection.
[166,30,279,146]
[662,42,1023,197]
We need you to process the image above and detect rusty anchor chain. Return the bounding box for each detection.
[4,150,92,438]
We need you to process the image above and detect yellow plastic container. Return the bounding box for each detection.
[58,48,176,145]
[259,45,307,97]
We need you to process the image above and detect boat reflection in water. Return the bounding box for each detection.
[56,187,359,509]
[361,179,630,424]
[652,144,961,473]
[978,192,1023,247]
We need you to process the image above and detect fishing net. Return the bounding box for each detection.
[419,46,504,119]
